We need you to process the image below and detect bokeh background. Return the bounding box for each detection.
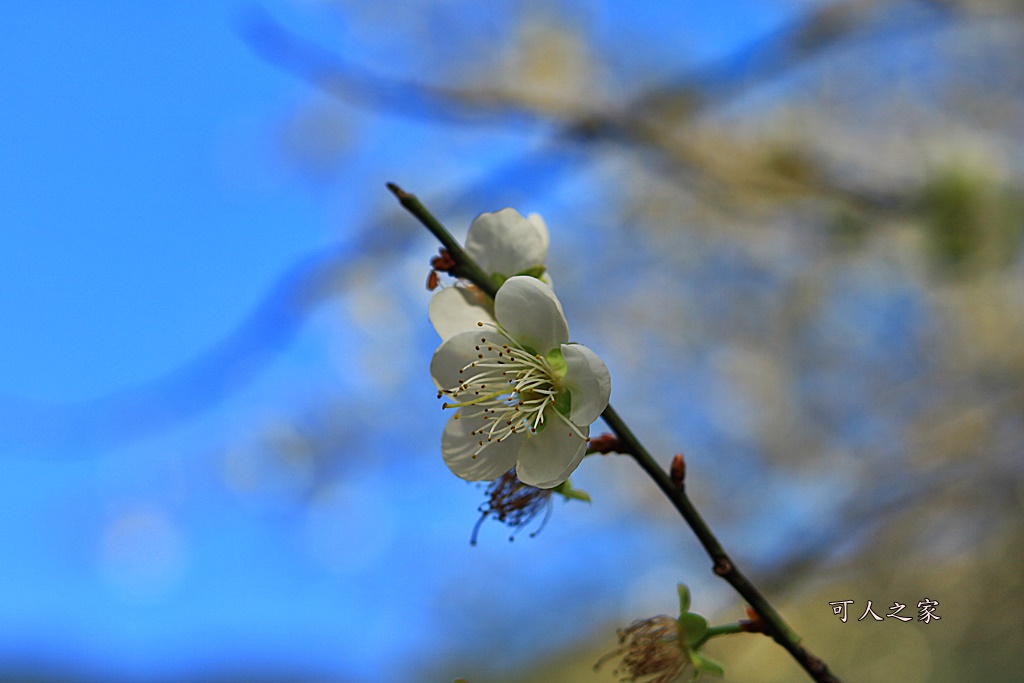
[2,1,1022,681]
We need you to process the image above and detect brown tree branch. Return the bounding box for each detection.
[390,183,844,683]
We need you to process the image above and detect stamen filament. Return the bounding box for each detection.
[439,326,576,459]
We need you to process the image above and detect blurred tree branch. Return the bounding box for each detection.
[9,1,1024,675]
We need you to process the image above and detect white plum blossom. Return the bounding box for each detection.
[428,284,496,341]
[463,208,549,281]
[430,276,610,488]
[428,208,550,340]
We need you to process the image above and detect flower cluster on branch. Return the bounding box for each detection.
[427,211,610,489]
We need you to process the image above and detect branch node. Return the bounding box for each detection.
[741,605,769,634]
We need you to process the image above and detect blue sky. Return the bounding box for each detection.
[0,3,322,405]
[0,3,815,681]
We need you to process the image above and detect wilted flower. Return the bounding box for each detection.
[430,276,610,488]
[596,616,690,683]
[597,585,726,682]
[470,469,553,545]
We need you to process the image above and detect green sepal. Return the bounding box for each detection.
[677,612,708,647]
[552,479,591,503]
[688,651,725,678]
[514,265,547,279]
[491,266,545,292]
[677,583,692,614]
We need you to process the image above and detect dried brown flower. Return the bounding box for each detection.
[595,615,689,683]
[471,469,553,545]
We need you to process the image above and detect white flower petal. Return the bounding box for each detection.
[430,328,508,390]
[494,276,569,353]
[526,212,550,253]
[428,286,496,340]
[442,411,521,481]
[561,343,611,426]
[515,419,590,488]
[465,208,548,277]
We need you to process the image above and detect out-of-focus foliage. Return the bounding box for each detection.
[920,167,1024,274]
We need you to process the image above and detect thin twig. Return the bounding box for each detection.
[386,183,496,298]
[601,405,842,683]
[390,184,843,683]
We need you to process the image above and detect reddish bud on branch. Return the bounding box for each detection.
[426,249,457,290]
[742,605,769,634]
[670,453,686,489]
[587,433,621,455]
[431,249,456,272]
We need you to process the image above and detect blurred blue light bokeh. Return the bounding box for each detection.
[5,2,1012,682]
